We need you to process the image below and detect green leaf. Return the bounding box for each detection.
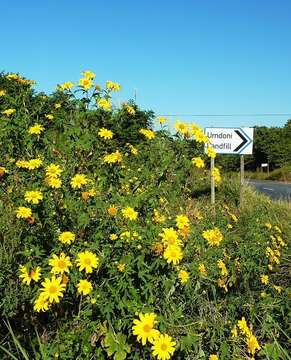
[104,332,130,360]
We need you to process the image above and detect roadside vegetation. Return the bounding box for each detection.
[0,71,290,359]
[217,121,291,181]
[244,166,291,182]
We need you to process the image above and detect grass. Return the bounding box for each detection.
[244,165,291,182]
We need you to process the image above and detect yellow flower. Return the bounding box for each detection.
[231,325,238,338]
[139,128,156,139]
[175,121,188,135]
[49,253,72,274]
[107,206,118,216]
[24,190,43,204]
[247,334,261,356]
[28,124,45,135]
[193,128,209,143]
[110,234,118,240]
[159,227,181,247]
[40,276,66,303]
[274,225,282,233]
[121,206,138,220]
[0,89,6,97]
[27,158,43,170]
[153,209,166,223]
[192,157,205,168]
[79,77,93,90]
[106,80,121,91]
[1,108,16,116]
[81,70,96,79]
[16,206,32,219]
[217,259,228,276]
[260,275,269,285]
[175,214,189,229]
[209,355,219,360]
[71,174,88,189]
[157,117,166,124]
[206,146,216,158]
[58,81,74,91]
[33,293,50,312]
[7,73,19,80]
[151,333,176,360]
[178,270,189,284]
[163,245,183,265]
[0,166,7,177]
[237,317,251,337]
[126,143,138,155]
[58,231,76,245]
[45,114,54,120]
[16,160,29,168]
[77,279,93,295]
[54,103,61,109]
[217,278,228,292]
[212,167,222,183]
[123,103,136,115]
[76,250,99,273]
[6,73,35,85]
[132,313,160,346]
[273,285,283,293]
[45,176,62,188]
[103,150,123,164]
[98,128,113,139]
[202,228,223,246]
[19,265,41,285]
[98,98,112,110]
[264,222,272,230]
[46,163,62,178]
[117,263,126,272]
[88,188,96,197]
[199,263,206,275]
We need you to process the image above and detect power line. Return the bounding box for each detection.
[156,113,291,117]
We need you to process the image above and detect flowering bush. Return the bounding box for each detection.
[0,72,290,359]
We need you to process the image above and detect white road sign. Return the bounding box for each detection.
[205,127,254,155]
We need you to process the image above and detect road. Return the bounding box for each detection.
[247,179,291,201]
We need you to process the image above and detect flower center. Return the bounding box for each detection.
[58,260,66,269]
[161,343,168,351]
[143,324,152,333]
[49,285,57,294]
[84,258,91,265]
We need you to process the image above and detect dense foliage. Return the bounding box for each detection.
[0,72,290,360]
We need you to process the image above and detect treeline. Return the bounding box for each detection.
[217,120,291,171]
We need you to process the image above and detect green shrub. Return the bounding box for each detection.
[0,71,290,359]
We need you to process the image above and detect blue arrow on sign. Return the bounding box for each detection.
[234,128,252,153]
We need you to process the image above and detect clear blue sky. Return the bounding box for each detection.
[1,0,291,129]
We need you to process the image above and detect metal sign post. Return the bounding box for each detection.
[211,157,215,205]
[240,155,244,185]
[261,163,269,175]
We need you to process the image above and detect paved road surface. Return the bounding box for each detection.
[247,179,291,201]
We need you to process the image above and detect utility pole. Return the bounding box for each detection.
[134,89,137,102]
